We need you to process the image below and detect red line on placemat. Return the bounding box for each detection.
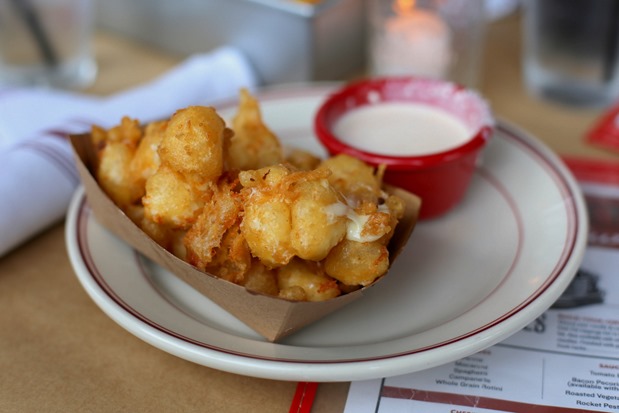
[562,156,619,186]
[289,382,318,413]
[381,387,608,412]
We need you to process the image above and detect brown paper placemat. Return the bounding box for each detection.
[0,224,319,412]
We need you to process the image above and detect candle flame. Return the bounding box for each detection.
[393,0,416,15]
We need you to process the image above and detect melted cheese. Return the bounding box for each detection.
[324,201,387,243]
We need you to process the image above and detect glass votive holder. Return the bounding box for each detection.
[367,0,486,88]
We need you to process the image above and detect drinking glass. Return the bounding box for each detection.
[0,0,97,89]
[522,0,619,107]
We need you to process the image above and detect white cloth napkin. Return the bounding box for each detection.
[0,46,257,257]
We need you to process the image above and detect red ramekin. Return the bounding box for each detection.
[314,76,495,220]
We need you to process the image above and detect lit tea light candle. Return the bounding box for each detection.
[372,0,451,78]
[333,102,470,156]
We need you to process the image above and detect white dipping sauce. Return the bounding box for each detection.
[333,102,471,156]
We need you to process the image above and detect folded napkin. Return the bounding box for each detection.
[0,46,257,257]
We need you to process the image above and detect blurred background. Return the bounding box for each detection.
[96,0,367,85]
[6,0,619,112]
[93,0,509,86]
[95,0,366,85]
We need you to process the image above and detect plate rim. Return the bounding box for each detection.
[65,85,588,382]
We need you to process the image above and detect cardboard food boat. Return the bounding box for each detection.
[70,133,421,342]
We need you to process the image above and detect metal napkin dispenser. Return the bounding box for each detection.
[96,0,367,84]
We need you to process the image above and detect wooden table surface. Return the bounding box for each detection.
[1,12,616,413]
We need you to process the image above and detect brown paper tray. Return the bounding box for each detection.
[70,132,421,342]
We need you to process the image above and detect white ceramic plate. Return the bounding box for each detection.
[65,84,588,382]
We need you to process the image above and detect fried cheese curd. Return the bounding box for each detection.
[92,90,405,302]
[226,88,283,170]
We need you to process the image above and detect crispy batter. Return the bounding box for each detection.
[285,148,321,171]
[205,223,252,284]
[129,120,167,200]
[323,239,389,286]
[226,88,283,170]
[277,258,340,302]
[319,154,383,206]
[184,181,244,272]
[242,260,279,296]
[142,106,227,228]
[92,90,407,302]
[94,117,144,208]
[158,106,226,185]
[239,165,296,268]
[288,171,347,261]
[143,165,209,228]
[239,164,348,266]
